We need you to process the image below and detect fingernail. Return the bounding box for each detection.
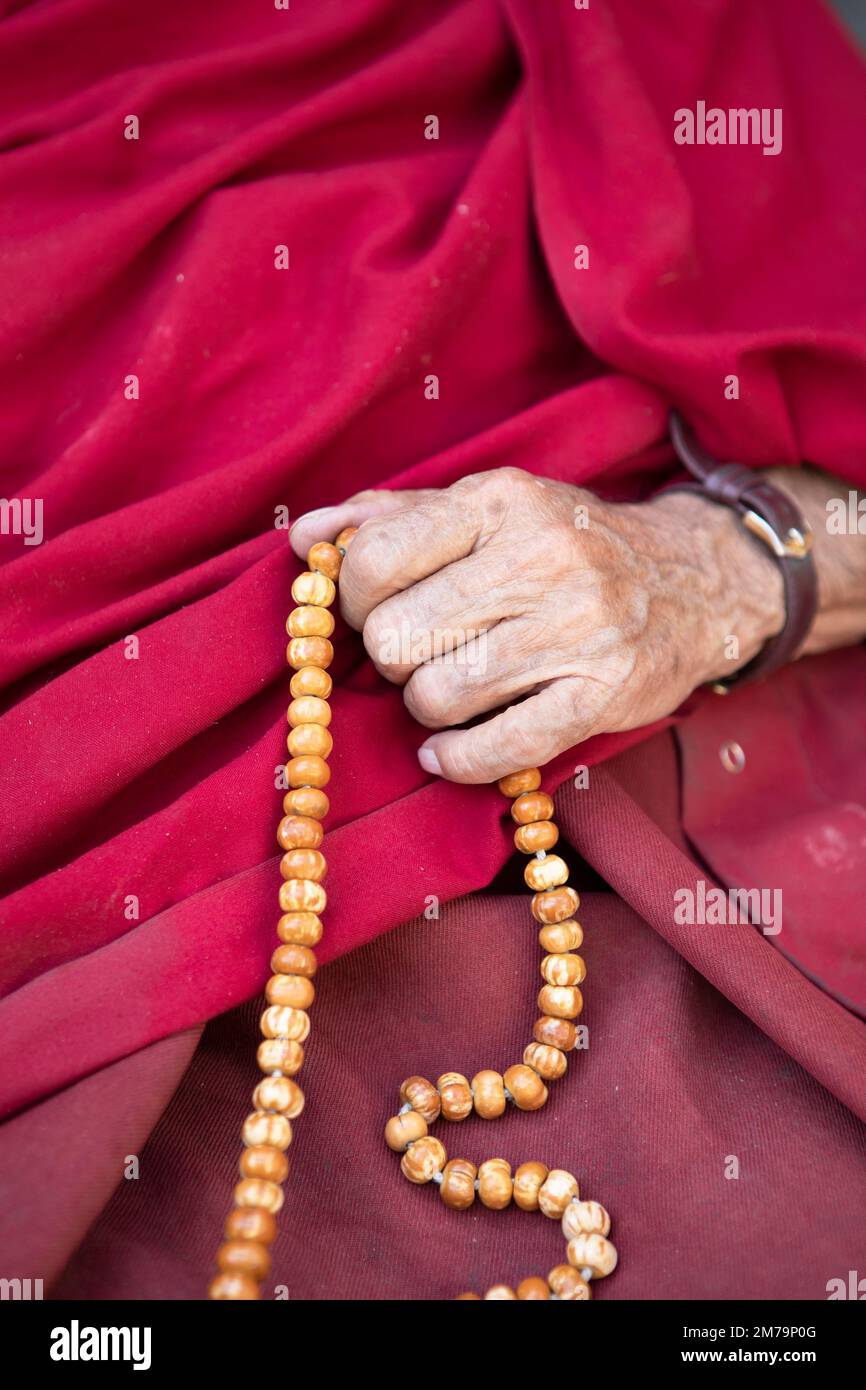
[418,745,442,776]
[289,506,339,535]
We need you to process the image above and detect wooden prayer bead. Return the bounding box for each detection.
[567,1232,618,1278]
[523,1041,567,1081]
[562,1200,611,1241]
[478,1157,512,1210]
[260,1005,310,1042]
[471,1069,506,1119]
[537,984,582,1020]
[548,1265,591,1300]
[437,1072,473,1122]
[287,636,333,671]
[440,1158,477,1210]
[533,1015,577,1051]
[384,1111,428,1152]
[276,911,323,947]
[283,788,330,824]
[277,814,324,851]
[517,1277,550,1300]
[498,769,541,797]
[257,1038,304,1075]
[531,886,580,923]
[240,1146,290,1184]
[287,695,331,727]
[512,1161,549,1212]
[538,1169,579,1218]
[225,1208,277,1245]
[456,1292,481,1300]
[503,1063,548,1111]
[510,790,555,826]
[484,1285,517,1300]
[208,1272,260,1300]
[540,952,586,986]
[289,667,333,701]
[287,605,335,639]
[217,1239,271,1282]
[291,571,336,608]
[400,1076,441,1124]
[307,541,343,580]
[335,526,358,551]
[266,973,315,1010]
[280,848,327,882]
[400,1135,447,1184]
[278,879,326,914]
[287,723,333,759]
[538,920,583,953]
[242,1112,292,1151]
[234,1178,284,1214]
[253,1077,304,1119]
[524,854,569,892]
[514,820,559,854]
[271,943,317,978]
[286,755,331,789]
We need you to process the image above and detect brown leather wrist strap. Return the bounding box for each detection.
[668,410,818,691]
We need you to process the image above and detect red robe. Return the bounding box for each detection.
[1,0,865,1298]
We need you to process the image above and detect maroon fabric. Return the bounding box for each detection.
[44,731,866,1301]
[1,0,866,1299]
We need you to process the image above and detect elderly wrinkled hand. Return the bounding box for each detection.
[290,468,783,783]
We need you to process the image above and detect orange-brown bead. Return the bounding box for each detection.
[266,973,315,1011]
[512,1161,549,1212]
[517,1277,550,1300]
[242,1111,293,1151]
[287,723,333,759]
[289,667,333,701]
[234,1179,283,1214]
[307,541,343,580]
[400,1135,447,1184]
[538,1168,579,1217]
[511,790,554,825]
[471,1069,506,1120]
[217,1239,271,1282]
[524,854,569,892]
[208,1272,260,1300]
[277,815,323,852]
[538,920,583,953]
[257,1038,304,1075]
[523,1041,567,1080]
[537,984,582,1020]
[384,1111,428,1152]
[283,786,330,821]
[271,943,317,978]
[278,879,326,914]
[286,755,330,790]
[478,1157,512,1210]
[437,1072,473,1122]
[335,526,358,551]
[287,695,331,727]
[541,952,586,987]
[548,1265,591,1300]
[276,911,323,947]
[531,886,580,924]
[225,1207,277,1244]
[280,848,327,882]
[484,1285,517,1300]
[503,1063,548,1112]
[239,1146,290,1184]
[253,1076,304,1118]
[287,636,333,671]
[286,605,335,639]
[440,1158,477,1211]
[567,1233,618,1278]
[533,1015,577,1051]
[514,820,559,854]
[291,571,336,608]
[260,1005,310,1042]
[399,1076,441,1124]
[498,769,541,797]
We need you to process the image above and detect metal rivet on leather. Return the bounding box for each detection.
[719,741,746,774]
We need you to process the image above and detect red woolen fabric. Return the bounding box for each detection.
[1,0,865,1297]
